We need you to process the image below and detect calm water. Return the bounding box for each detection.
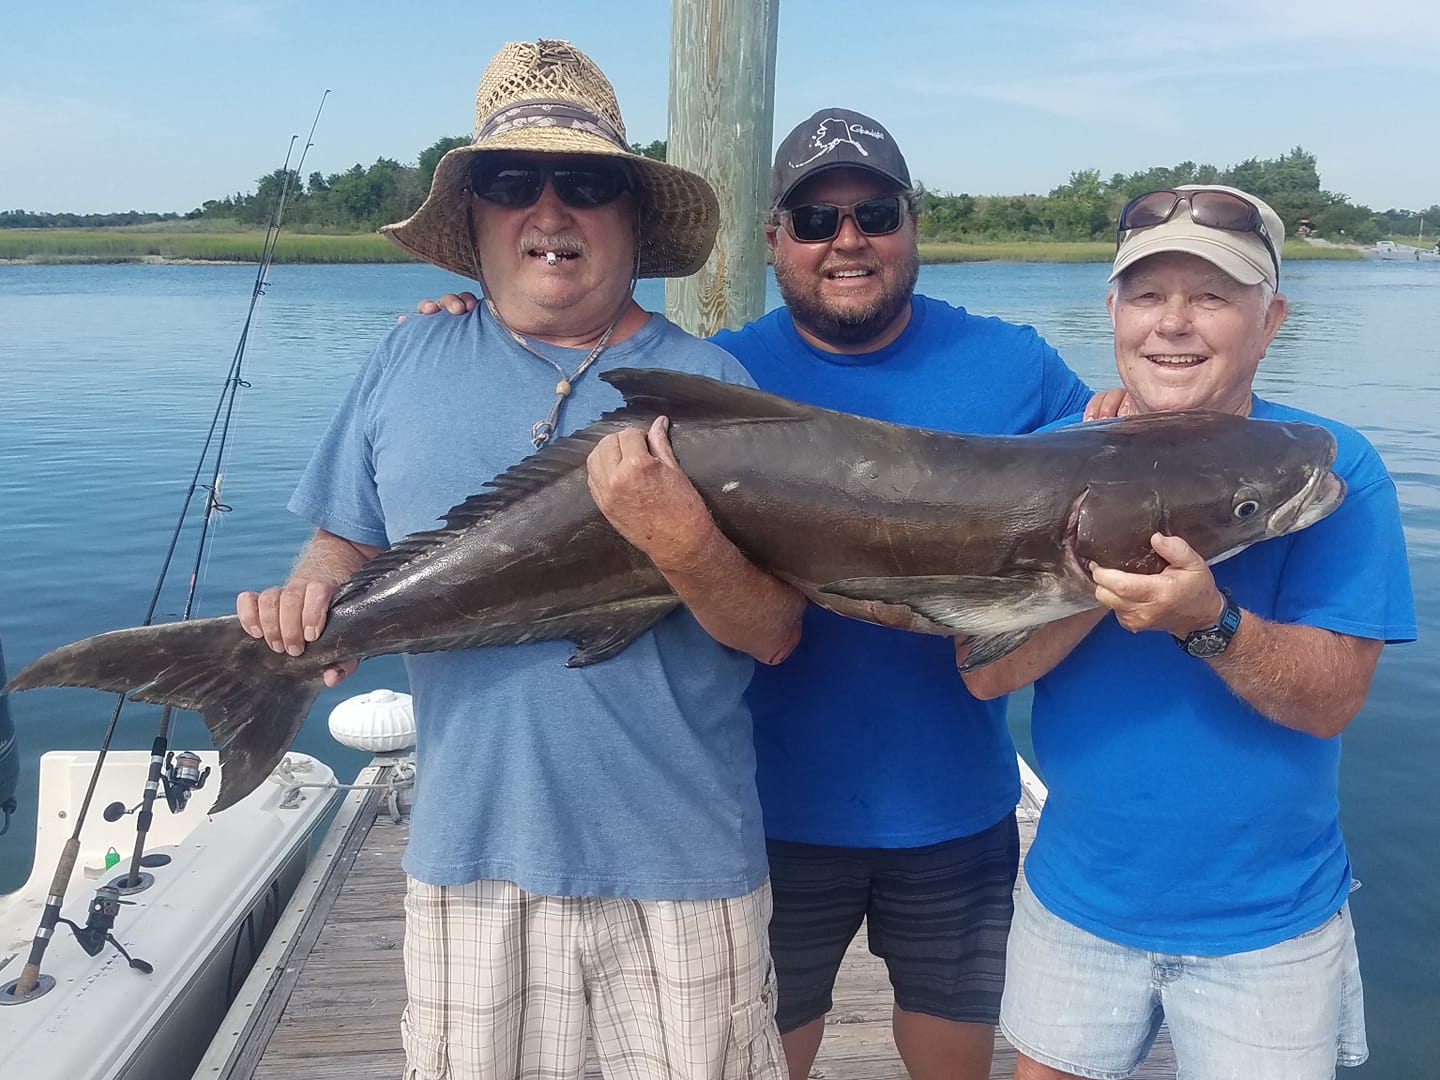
[1,261,1436,1076]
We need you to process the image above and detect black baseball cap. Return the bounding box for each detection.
[769,108,912,208]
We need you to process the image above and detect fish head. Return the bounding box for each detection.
[1070,410,1344,573]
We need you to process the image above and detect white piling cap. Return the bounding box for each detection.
[327,688,417,752]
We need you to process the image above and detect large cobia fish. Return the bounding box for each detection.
[6,369,1344,811]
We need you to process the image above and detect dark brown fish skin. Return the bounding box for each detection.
[4,369,1343,811]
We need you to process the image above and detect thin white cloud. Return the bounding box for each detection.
[146,0,278,38]
[0,91,137,140]
[1220,0,1440,49]
[898,0,1438,81]
[895,4,1412,125]
[0,92,189,211]
[902,69,1172,125]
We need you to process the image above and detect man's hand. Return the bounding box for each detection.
[236,581,358,688]
[586,416,714,571]
[405,292,480,320]
[1089,533,1226,638]
[587,414,805,665]
[1082,387,1137,421]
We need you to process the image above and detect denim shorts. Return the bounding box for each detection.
[765,813,1019,1032]
[999,883,1368,1080]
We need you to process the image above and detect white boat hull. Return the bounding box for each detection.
[1,750,336,1080]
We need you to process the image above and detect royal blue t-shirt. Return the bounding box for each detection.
[1024,397,1416,953]
[290,307,769,899]
[712,295,1091,846]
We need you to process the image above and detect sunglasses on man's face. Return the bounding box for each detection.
[1117,189,1280,283]
[780,196,908,243]
[471,159,631,210]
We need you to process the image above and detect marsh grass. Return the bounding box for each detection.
[917,241,1111,263]
[0,230,411,263]
[1285,241,1363,261]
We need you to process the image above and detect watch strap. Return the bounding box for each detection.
[1172,588,1241,657]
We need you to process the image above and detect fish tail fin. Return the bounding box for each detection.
[4,616,321,813]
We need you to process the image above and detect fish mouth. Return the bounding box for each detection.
[1269,466,1346,536]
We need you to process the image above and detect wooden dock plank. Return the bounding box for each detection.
[227,789,1177,1079]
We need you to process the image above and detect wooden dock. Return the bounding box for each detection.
[198,761,1176,1079]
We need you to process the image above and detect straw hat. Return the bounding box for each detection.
[381,39,719,280]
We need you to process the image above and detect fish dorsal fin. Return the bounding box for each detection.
[333,370,809,607]
[331,529,446,605]
[1069,408,1234,435]
[332,422,624,606]
[599,367,817,423]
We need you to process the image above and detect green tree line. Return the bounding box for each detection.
[0,209,183,228]
[4,142,1434,245]
[918,149,1438,245]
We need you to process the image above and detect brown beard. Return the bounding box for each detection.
[773,246,919,348]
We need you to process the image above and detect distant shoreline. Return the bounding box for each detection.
[0,240,1365,267]
[0,223,1371,267]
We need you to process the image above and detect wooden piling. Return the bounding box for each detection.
[664,0,780,336]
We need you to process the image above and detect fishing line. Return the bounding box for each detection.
[6,91,331,1003]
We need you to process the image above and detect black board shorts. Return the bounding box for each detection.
[764,812,1020,1032]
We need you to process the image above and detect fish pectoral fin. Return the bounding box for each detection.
[564,597,684,667]
[957,629,1038,672]
[820,574,1058,636]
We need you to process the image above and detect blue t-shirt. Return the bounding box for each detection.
[711,295,1092,846]
[290,307,768,899]
[1024,397,1416,954]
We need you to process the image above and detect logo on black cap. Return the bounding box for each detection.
[788,116,889,169]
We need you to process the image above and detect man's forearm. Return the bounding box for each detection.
[961,609,1107,699]
[1208,614,1381,738]
[289,528,382,588]
[652,524,805,665]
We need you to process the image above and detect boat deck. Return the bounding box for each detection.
[202,762,1176,1079]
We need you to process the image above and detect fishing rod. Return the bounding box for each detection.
[114,89,332,892]
[0,639,17,838]
[4,91,331,1004]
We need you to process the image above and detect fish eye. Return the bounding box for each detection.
[1233,499,1260,519]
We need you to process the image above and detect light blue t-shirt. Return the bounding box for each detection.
[1024,397,1416,954]
[290,306,768,899]
[711,295,1092,846]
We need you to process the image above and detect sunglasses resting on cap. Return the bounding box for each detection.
[1117,188,1280,284]
[778,195,909,243]
[471,158,632,210]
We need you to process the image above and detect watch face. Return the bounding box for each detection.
[1185,629,1230,658]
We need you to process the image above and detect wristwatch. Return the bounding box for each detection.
[1173,588,1242,659]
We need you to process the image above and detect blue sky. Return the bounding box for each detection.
[4,0,1436,215]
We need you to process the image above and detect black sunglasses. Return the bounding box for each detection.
[1117,189,1280,283]
[471,159,631,210]
[780,196,907,243]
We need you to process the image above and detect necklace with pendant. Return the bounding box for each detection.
[486,299,622,448]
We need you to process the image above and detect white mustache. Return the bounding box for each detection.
[519,231,587,258]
